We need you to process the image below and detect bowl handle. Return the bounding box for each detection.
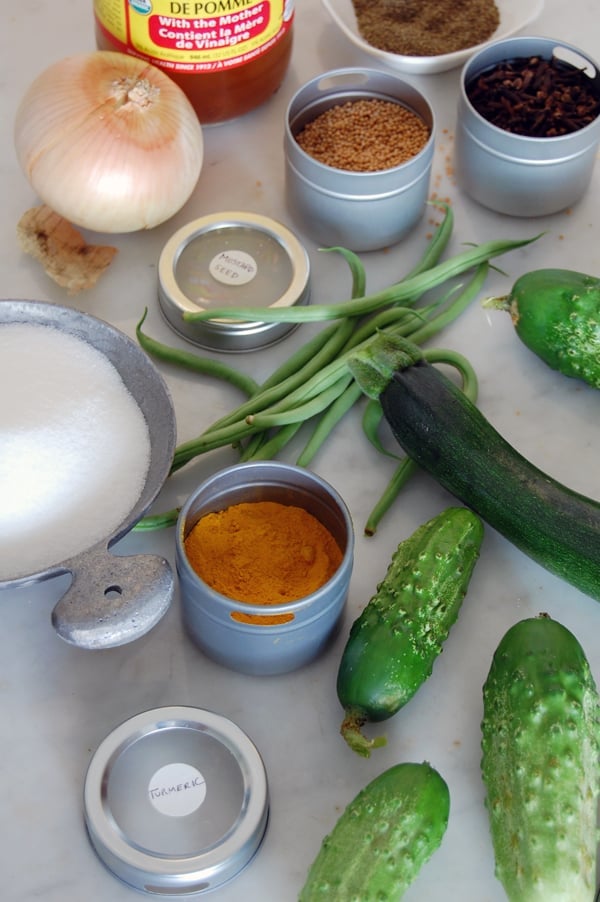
[51,546,174,649]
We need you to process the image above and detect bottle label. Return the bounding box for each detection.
[94,0,294,73]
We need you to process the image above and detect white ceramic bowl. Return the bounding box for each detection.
[321,0,545,75]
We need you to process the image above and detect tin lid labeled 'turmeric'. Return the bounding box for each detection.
[158,212,311,352]
[83,706,269,896]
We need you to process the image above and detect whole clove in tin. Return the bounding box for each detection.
[466,54,600,138]
[455,36,600,217]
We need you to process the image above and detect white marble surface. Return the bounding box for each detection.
[1,2,600,900]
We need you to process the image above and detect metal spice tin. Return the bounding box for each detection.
[84,706,269,895]
[284,68,435,251]
[455,36,600,217]
[176,461,355,676]
[158,212,310,352]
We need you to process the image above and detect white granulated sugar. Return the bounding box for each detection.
[0,322,152,580]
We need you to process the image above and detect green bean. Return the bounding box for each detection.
[256,350,350,414]
[171,330,409,470]
[160,215,524,544]
[156,210,464,470]
[243,422,304,461]
[238,422,300,461]
[364,459,418,536]
[133,508,180,531]
[357,271,483,535]
[339,303,436,351]
[205,315,357,433]
[239,220,452,470]
[168,285,480,474]
[362,346,478,535]
[407,261,489,346]
[171,363,353,470]
[296,382,363,467]
[322,246,367,298]
[241,211,453,470]
[182,233,540,324]
[240,243,366,411]
[136,208,510,538]
[237,431,267,460]
[361,399,400,460]
[256,322,339,392]
[245,373,354,430]
[171,418,261,471]
[135,309,259,396]
[400,200,454,280]
[209,241,366,433]
[260,306,447,417]
[422,347,479,400]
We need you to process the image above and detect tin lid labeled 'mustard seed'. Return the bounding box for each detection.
[158,212,311,352]
[83,706,269,895]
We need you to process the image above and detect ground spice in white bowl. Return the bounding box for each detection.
[351,0,500,57]
[294,98,430,171]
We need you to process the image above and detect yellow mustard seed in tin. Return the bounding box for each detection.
[294,98,430,172]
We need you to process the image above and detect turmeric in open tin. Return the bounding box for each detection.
[184,500,343,625]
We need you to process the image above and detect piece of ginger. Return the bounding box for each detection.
[17,205,118,295]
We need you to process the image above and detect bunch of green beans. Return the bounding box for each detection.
[135,204,540,533]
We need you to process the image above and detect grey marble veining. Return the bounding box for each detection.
[1,1,600,900]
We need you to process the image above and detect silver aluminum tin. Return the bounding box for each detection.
[284,67,435,252]
[455,36,600,216]
[158,212,310,352]
[176,461,354,676]
[84,706,269,896]
[0,299,176,650]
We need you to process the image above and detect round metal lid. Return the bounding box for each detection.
[83,706,269,896]
[158,212,311,352]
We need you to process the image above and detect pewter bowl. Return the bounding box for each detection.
[0,299,177,650]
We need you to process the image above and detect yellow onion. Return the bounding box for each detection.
[14,51,204,233]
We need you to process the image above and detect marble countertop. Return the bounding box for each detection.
[2,1,600,900]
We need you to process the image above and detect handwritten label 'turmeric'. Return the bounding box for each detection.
[148,762,207,817]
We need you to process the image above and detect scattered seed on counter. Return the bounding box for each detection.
[294,99,430,171]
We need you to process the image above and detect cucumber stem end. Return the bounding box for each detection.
[481,294,510,311]
[341,711,387,758]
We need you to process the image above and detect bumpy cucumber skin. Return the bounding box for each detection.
[481,616,600,902]
[298,761,449,901]
[337,507,483,752]
[508,269,600,388]
[380,361,600,602]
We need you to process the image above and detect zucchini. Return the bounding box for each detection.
[348,334,600,603]
[481,614,600,902]
[487,268,600,388]
[299,761,449,901]
[337,506,484,757]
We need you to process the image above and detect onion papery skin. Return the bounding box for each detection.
[14,51,204,233]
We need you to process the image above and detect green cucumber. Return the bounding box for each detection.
[348,334,600,603]
[299,761,449,901]
[481,614,600,902]
[337,506,484,757]
[487,268,600,388]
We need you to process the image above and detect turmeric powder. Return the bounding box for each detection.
[183,501,343,623]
